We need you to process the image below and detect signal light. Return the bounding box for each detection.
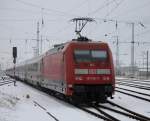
[12,47,17,64]
[13,47,17,58]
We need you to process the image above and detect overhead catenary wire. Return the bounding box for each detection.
[135,29,150,37]
[105,0,124,17]
[0,7,78,19]
[88,0,117,16]
[15,0,80,17]
[52,24,72,35]
[0,7,57,17]
[0,7,41,14]
[0,19,37,22]
[0,18,67,23]
[66,0,89,13]
[117,28,150,43]
[112,0,150,19]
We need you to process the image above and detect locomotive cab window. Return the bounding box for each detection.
[74,50,107,62]
[74,50,91,62]
[91,50,107,61]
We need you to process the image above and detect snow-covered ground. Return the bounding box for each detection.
[112,86,150,117]
[0,76,150,121]
[0,77,100,121]
[115,77,150,118]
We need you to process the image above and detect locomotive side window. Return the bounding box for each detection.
[74,50,107,62]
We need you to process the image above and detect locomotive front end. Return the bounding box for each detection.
[65,41,115,103]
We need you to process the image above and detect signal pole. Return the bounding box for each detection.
[147,51,149,79]
[116,36,120,75]
[131,23,135,76]
[40,35,42,54]
[37,21,40,56]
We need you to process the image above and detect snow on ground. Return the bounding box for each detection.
[116,76,150,96]
[116,77,129,80]
[0,76,150,121]
[110,91,150,117]
[0,79,101,121]
[112,85,150,117]
[116,84,150,95]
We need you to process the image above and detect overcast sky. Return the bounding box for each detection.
[0,0,150,69]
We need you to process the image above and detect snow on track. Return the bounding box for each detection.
[1,77,150,121]
[0,81,101,121]
[112,89,150,118]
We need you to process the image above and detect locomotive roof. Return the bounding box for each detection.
[12,39,108,68]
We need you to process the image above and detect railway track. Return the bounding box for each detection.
[76,100,150,121]
[74,104,116,121]
[117,79,150,83]
[33,95,120,121]
[46,91,116,121]
[10,79,150,121]
[116,87,150,97]
[64,98,150,121]
[115,89,150,103]
[117,80,150,87]
[117,82,150,90]
[104,101,150,121]
[42,87,131,121]
[33,100,120,121]
[30,85,115,121]
[0,80,15,86]
[33,101,59,121]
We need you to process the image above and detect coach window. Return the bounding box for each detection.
[32,63,38,71]
[40,59,43,71]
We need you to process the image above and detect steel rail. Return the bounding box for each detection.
[0,81,14,86]
[92,105,120,121]
[33,101,59,121]
[117,80,150,86]
[117,82,150,90]
[116,90,150,102]
[74,104,114,121]
[107,100,150,121]
[97,104,147,121]
[116,87,150,97]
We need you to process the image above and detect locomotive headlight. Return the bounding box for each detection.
[75,76,83,80]
[107,77,110,80]
[102,76,110,80]
[68,84,73,88]
[103,77,106,80]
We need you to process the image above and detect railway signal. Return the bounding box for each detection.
[12,47,17,86]
[13,47,17,64]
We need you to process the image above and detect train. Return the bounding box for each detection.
[6,37,115,103]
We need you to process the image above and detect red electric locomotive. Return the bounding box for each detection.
[6,37,115,103]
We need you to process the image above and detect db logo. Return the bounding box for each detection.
[89,69,96,74]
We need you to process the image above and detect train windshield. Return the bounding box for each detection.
[74,50,107,62]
